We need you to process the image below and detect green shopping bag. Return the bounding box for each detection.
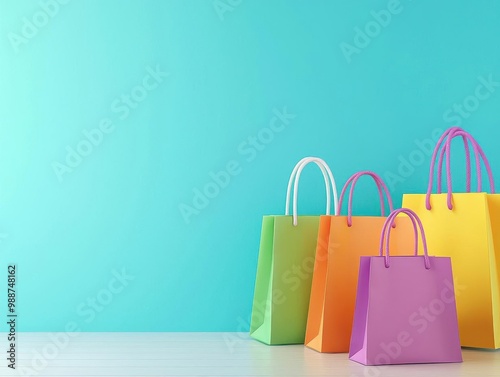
[250,157,338,345]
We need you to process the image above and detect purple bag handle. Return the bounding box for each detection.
[426,127,495,210]
[443,130,495,209]
[379,208,431,269]
[337,171,386,218]
[427,127,472,201]
[379,208,419,257]
[337,171,393,227]
[437,128,475,194]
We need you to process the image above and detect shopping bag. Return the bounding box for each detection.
[402,127,500,349]
[305,171,414,353]
[250,157,338,345]
[349,208,462,365]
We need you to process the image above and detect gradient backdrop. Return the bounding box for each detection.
[0,0,499,331]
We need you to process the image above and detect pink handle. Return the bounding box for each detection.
[379,208,419,257]
[337,171,393,227]
[437,133,474,193]
[426,127,464,202]
[443,130,495,209]
[379,208,430,269]
[338,172,386,218]
[426,127,495,210]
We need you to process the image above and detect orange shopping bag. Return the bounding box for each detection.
[305,171,414,353]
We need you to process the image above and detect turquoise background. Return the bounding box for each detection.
[0,0,499,331]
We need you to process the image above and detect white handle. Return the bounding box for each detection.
[285,157,338,226]
[286,157,330,216]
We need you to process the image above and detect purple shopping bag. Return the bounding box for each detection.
[349,208,462,366]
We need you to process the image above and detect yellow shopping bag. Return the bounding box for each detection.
[403,127,500,349]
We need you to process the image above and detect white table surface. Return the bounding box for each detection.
[1,332,499,376]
